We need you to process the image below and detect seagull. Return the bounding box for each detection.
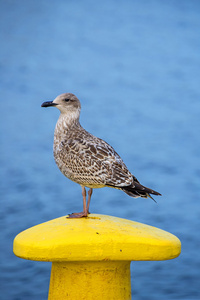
[41,93,161,218]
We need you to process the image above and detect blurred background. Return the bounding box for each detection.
[1,0,200,299]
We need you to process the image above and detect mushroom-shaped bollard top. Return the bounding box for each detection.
[14,214,181,262]
[13,214,181,300]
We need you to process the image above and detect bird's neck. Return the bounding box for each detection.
[55,112,81,134]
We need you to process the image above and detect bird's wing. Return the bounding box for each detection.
[67,129,133,187]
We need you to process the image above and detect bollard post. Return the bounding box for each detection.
[13,214,181,300]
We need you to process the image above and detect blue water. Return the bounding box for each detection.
[1,0,200,299]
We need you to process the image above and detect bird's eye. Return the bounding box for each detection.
[64,98,70,102]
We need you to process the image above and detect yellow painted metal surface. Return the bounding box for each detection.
[13,214,181,300]
[13,214,181,261]
[48,261,131,300]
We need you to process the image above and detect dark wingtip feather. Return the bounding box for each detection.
[121,180,161,202]
[147,193,157,203]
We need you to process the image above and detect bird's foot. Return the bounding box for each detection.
[67,211,88,218]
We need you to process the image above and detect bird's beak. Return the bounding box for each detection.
[41,101,58,107]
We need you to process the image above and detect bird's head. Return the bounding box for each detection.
[41,93,81,116]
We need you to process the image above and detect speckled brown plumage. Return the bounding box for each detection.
[41,93,161,218]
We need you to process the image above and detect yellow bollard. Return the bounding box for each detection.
[13,214,181,300]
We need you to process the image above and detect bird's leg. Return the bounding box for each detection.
[67,186,88,218]
[86,188,93,214]
[82,186,87,214]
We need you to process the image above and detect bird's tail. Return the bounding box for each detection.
[121,176,161,202]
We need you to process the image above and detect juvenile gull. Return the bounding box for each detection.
[41,93,161,218]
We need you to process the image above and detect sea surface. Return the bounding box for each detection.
[1,1,200,299]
